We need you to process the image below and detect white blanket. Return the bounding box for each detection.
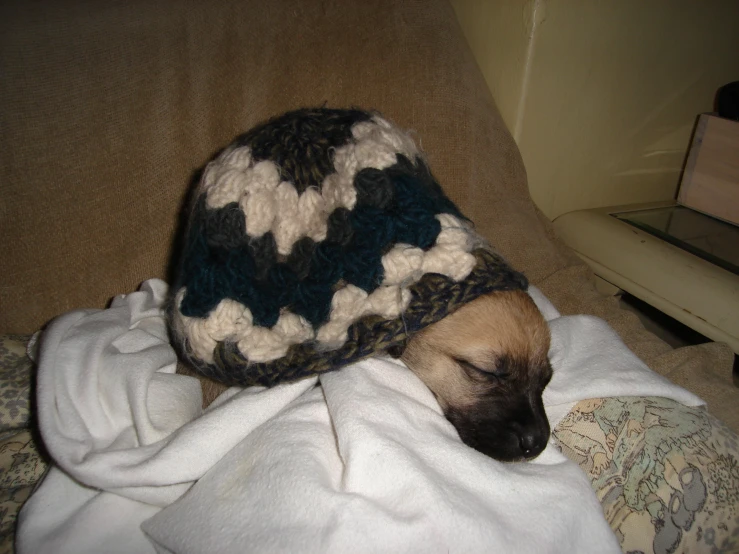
[17,280,703,554]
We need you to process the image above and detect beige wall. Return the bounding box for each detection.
[452,0,739,220]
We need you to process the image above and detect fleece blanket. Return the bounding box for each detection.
[17,280,703,554]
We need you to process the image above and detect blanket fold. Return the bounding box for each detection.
[18,280,703,554]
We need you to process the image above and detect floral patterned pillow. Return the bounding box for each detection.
[0,430,47,554]
[0,335,48,554]
[554,396,739,554]
[0,336,33,434]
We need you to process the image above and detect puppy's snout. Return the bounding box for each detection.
[518,428,547,459]
[446,398,550,462]
[513,395,550,459]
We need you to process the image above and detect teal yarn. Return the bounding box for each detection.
[178,149,457,324]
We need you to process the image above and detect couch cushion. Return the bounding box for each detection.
[0,0,564,333]
[1,0,735,428]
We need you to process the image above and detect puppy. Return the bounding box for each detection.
[180,287,552,462]
[402,288,552,461]
[171,107,554,463]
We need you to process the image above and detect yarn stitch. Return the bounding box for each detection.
[170,108,528,387]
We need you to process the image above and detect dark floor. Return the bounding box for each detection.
[618,293,739,387]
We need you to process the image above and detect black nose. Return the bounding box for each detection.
[519,431,546,458]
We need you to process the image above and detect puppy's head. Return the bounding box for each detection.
[401,289,552,462]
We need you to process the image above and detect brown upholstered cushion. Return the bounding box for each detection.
[0,0,553,333]
[1,0,735,427]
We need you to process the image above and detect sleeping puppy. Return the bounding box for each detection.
[181,287,552,462]
[401,288,552,461]
[171,107,553,463]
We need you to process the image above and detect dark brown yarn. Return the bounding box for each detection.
[236,108,371,193]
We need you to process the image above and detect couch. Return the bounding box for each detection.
[1,1,737,552]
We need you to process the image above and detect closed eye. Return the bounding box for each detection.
[453,357,509,380]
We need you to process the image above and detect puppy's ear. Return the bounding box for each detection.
[386,344,405,358]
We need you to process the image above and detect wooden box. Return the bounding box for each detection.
[678,114,739,226]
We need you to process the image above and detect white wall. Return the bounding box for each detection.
[452,0,739,220]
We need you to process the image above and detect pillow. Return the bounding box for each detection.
[553,396,739,554]
[0,335,48,553]
[0,336,33,434]
[0,429,48,551]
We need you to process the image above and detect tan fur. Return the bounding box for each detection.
[401,289,550,410]
[183,289,550,413]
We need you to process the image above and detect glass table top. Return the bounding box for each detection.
[613,205,739,276]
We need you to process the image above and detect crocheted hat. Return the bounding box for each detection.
[170,108,528,387]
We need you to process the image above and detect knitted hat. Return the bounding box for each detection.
[170,108,528,387]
